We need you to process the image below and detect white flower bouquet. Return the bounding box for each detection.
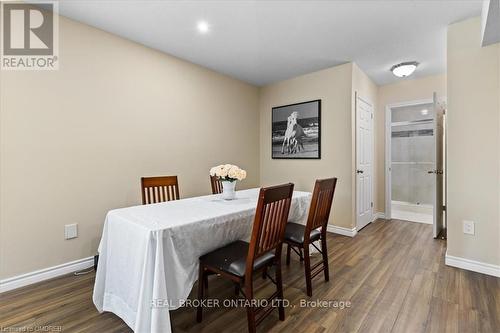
[209,164,247,182]
[210,164,247,200]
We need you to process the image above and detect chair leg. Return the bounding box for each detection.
[299,248,304,262]
[234,282,240,296]
[303,245,312,297]
[321,236,330,282]
[204,273,209,289]
[286,244,291,266]
[196,265,205,322]
[245,282,256,333]
[262,266,267,279]
[275,259,285,321]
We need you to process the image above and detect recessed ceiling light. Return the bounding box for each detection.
[391,61,419,78]
[421,109,429,115]
[197,21,210,34]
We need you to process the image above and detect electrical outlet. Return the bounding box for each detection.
[463,220,475,235]
[65,223,78,239]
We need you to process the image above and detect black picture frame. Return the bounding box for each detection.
[271,99,321,159]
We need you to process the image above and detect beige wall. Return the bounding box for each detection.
[352,64,379,108]
[0,17,260,279]
[259,63,354,228]
[375,74,446,212]
[447,17,500,265]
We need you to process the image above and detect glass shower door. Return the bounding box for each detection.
[391,103,435,223]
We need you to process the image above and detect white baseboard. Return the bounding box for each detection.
[373,212,386,220]
[445,252,500,278]
[0,256,94,293]
[327,225,357,237]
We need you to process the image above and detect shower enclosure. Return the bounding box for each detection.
[385,94,446,238]
[390,103,435,223]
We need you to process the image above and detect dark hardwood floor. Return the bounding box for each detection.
[1,219,499,332]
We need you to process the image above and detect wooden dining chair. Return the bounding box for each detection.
[210,175,223,194]
[196,183,294,333]
[141,176,180,204]
[284,178,337,297]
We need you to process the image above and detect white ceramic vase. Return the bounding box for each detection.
[221,181,236,200]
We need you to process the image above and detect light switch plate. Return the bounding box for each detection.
[463,220,475,235]
[65,223,78,239]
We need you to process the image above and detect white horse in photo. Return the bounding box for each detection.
[281,112,306,154]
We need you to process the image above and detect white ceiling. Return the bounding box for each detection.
[55,0,482,86]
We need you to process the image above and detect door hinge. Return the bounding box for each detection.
[371,202,374,208]
[371,113,374,119]
[442,205,446,211]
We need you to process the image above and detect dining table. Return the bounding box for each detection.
[92,187,312,333]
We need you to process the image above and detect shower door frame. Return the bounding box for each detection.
[384,98,434,220]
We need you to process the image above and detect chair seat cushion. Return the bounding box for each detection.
[199,240,275,277]
[284,222,321,244]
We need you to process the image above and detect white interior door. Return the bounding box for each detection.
[432,93,445,238]
[356,94,374,231]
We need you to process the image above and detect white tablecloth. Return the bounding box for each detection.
[93,188,311,333]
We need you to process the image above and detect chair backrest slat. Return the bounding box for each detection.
[246,183,294,276]
[306,178,337,236]
[141,176,180,204]
[210,175,223,194]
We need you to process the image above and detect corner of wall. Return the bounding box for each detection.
[447,16,500,267]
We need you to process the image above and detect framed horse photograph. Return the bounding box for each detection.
[271,99,321,159]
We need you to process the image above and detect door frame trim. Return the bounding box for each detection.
[384,98,434,220]
[355,92,374,231]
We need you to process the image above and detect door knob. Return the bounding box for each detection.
[428,170,443,174]
[356,169,364,174]
[427,170,436,174]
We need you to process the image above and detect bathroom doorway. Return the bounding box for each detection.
[385,96,446,238]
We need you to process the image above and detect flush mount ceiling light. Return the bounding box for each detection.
[197,20,210,34]
[390,61,419,78]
